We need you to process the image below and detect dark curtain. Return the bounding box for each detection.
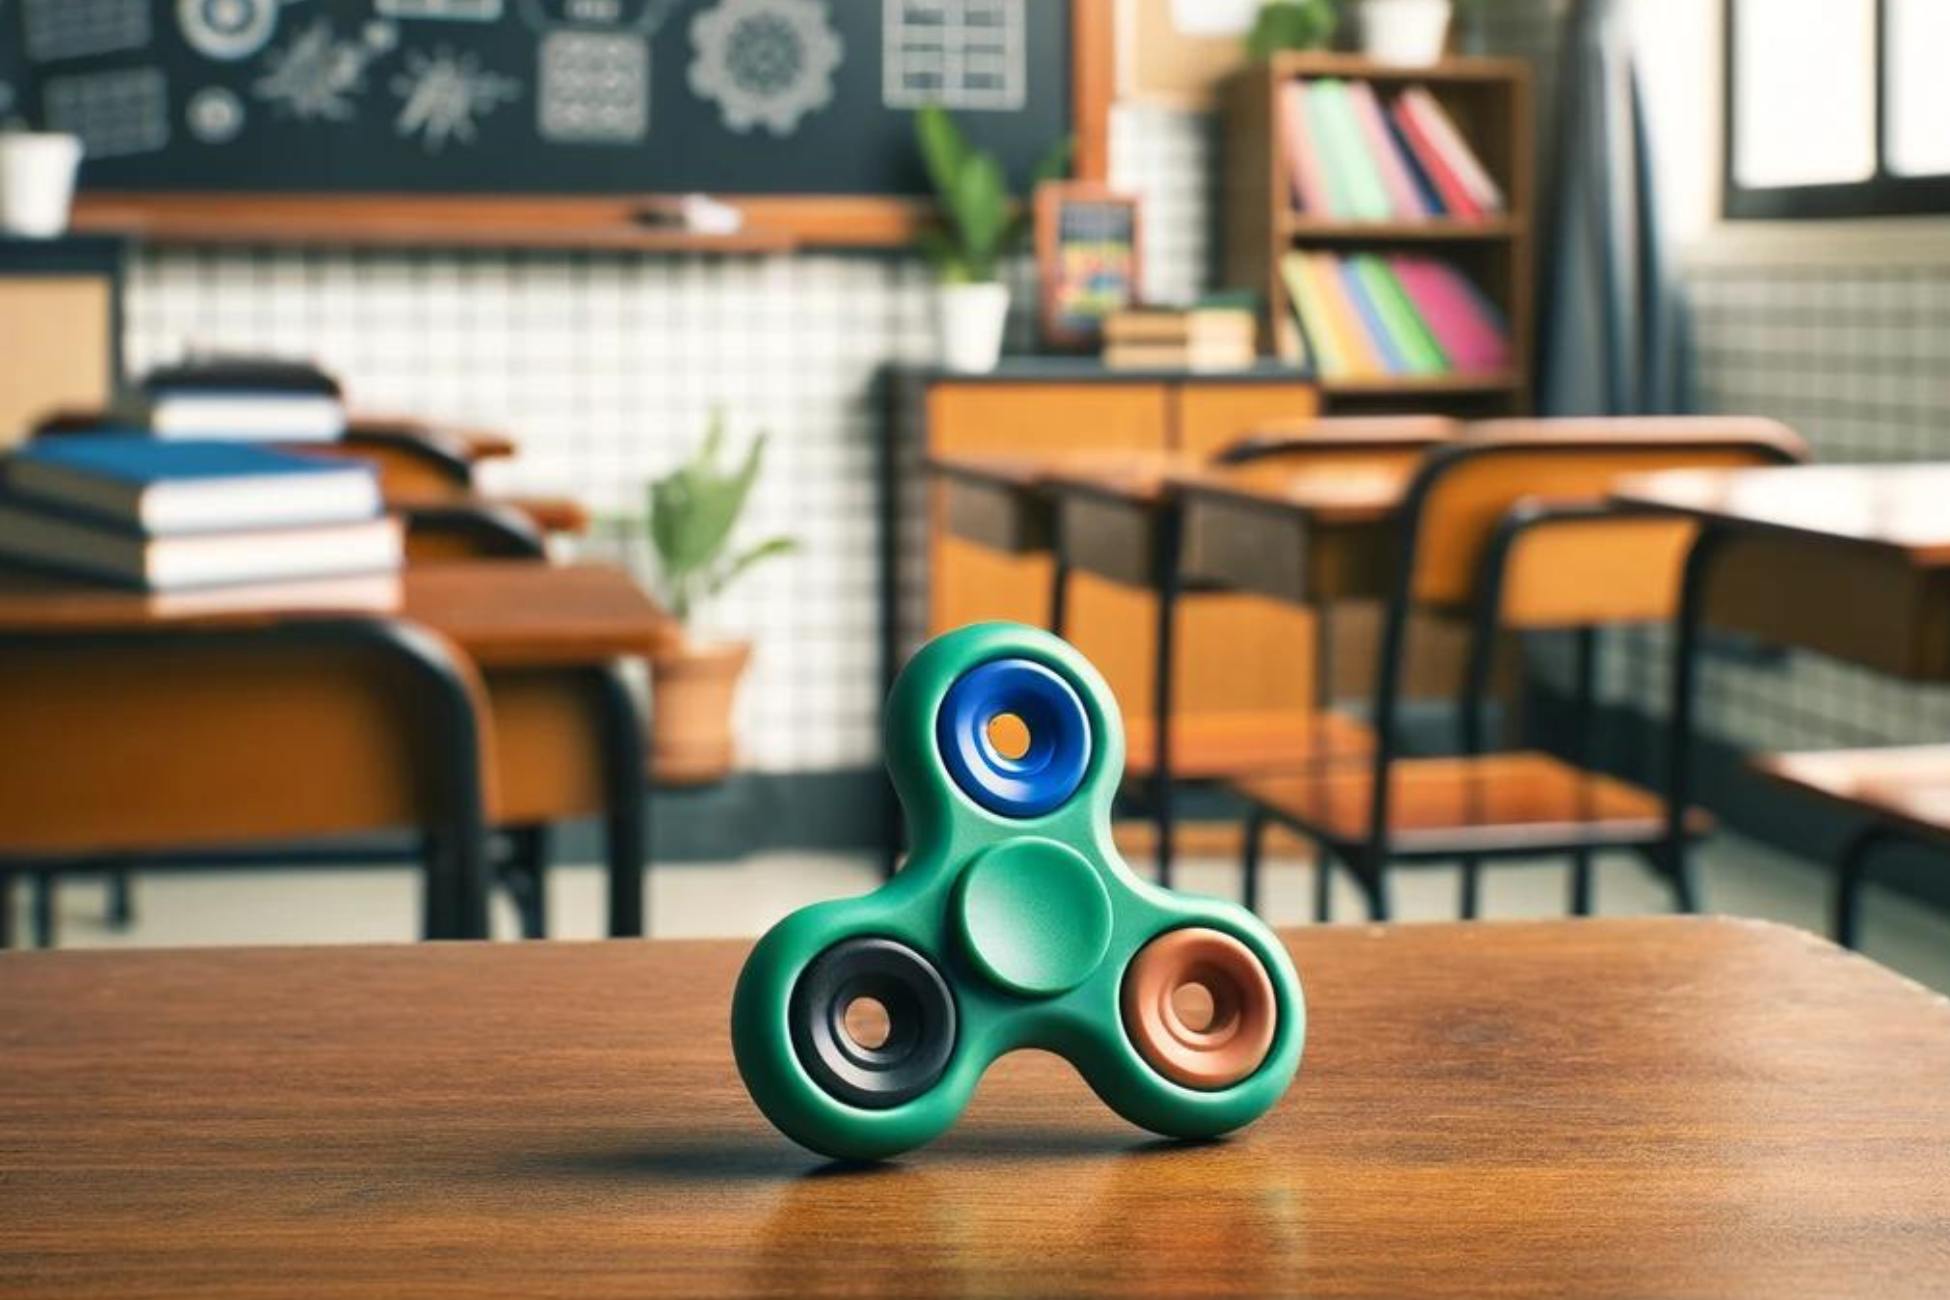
[1536,0,1696,416]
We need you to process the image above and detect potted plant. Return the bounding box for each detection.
[1245,0,1341,55]
[642,412,796,784]
[1356,0,1453,65]
[913,105,1069,373]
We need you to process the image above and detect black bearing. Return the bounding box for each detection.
[789,937,957,1110]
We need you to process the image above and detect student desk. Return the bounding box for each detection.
[4,918,1947,1296]
[1613,463,1950,936]
[0,561,674,940]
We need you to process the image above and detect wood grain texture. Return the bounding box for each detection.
[1757,746,1950,847]
[1614,463,1950,567]
[3,919,1948,1297]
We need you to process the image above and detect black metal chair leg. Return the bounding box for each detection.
[1569,850,1595,916]
[1834,825,1897,950]
[106,870,135,928]
[1241,809,1266,915]
[599,666,651,939]
[1664,844,1700,914]
[1360,858,1392,922]
[0,869,12,949]
[1313,846,1333,923]
[1150,513,1182,890]
[1459,857,1482,919]
[32,870,55,949]
[501,825,551,940]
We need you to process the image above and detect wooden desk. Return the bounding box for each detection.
[1614,463,1950,936]
[4,918,1947,1296]
[0,562,676,940]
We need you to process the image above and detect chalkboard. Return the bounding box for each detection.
[9,0,1072,196]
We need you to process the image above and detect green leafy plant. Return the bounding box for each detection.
[1246,0,1341,56]
[913,105,1072,284]
[646,411,797,625]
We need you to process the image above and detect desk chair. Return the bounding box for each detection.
[1236,418,1808,921]
[0,619,493,948]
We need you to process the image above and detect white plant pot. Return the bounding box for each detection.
[936,281,1010,374]
[0,133,83,238]
[1359,0,1453,66]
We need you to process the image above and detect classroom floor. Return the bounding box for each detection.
[15,834,1950,994]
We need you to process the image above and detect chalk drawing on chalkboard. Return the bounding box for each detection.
[393,46,522,151]
[24,0,153,63]
[43,67,170,158]
[252,19,378,121]
[187,85,247,141]
[538,30,649,143]
[518,0,681,33]
[882,0,1024,112]
[377,0,505,19]
[177,0,280,62]
[688,0,842,136]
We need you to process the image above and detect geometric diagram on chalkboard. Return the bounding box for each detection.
[392,45,522,151]
[43,66,170,158]
[376,0,505,19]
[186,84,247,142]
[882,0,1024,112]
[517,0,681,33]
[252,18,379,122]
[687,0,842,136]
[538,30,648,144]
[23,0,153,63]
[176,0,279,62]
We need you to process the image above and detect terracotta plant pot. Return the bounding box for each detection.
[649,638,752,786]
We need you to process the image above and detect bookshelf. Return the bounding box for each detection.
[1222,54,1534,415]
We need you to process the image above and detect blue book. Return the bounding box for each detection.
[6,437,381,536]
[1385,111,1447,216]
[1337,260,1408,375]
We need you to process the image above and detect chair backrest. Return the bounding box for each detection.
[1405,418,1809,622]
[0,620,495,857]
[400,502,548,563]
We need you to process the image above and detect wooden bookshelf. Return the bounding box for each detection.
[1222,54,1534,415]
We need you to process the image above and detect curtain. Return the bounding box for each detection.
[1536,0,1695,416]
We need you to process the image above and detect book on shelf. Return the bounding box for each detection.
[1280,251,1509,382]
[0,436,400,592]
[115,356,348,442]
[1281,77,1504,224]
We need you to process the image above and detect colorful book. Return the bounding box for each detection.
[1352,255,1449,374]
[1401,88,1506,212]
[1308,81,1392,222]
[1347,81,1428,220]
[1385,108,1448,216]
[1278,81,1337,216]
[1336,259,1408,374]
[1305,253,1385,377]
[0,494,403,591]
[1389,256,1512,373]
[1279,253,1345,378]
[1390,97,1480,220]
[6,437,383,535]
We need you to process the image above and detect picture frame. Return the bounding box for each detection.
[1034,181,1143,352]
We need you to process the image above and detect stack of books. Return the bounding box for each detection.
[1103,306,1259,372]
[1281,251,1511,381]
[1279,79,1506,222]
[113,357,348,442]
[0,437,400,591]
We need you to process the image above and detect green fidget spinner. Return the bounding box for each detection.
[731,622,1306,1161]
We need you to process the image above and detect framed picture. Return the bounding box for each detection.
[1034,182,1143,352]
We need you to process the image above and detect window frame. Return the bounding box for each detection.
[1722,0,1950,220]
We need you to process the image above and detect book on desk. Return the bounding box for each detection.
[0,437,399,590]
[110,356,348,443]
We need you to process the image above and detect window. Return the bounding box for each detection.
[1724,0,1950,219]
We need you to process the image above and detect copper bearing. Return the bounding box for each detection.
[1121,927,1278,1090]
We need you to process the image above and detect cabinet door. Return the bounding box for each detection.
[927,383,1168,714]
[0,277,113,447]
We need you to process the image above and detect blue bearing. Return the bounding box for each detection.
[937,658,1092,818]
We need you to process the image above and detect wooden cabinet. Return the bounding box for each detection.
[923,370,1322,740]
[0,240,122,447]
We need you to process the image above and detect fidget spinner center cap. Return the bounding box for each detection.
[953,838,1112,997]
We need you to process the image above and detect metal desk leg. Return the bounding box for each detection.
[1663,527,1726,914]
[107,871,135,928]
[598,664,651,939]
[1151,511,1183,889]
[31,870,54,948]
[1569,626,1599,916]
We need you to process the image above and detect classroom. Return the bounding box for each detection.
[2,0,1947,1294]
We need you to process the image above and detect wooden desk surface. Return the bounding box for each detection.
[1613,463,1950,567]
[1172,457,1421,526]
[4,918,1946,1297]
[0,560,676,669]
